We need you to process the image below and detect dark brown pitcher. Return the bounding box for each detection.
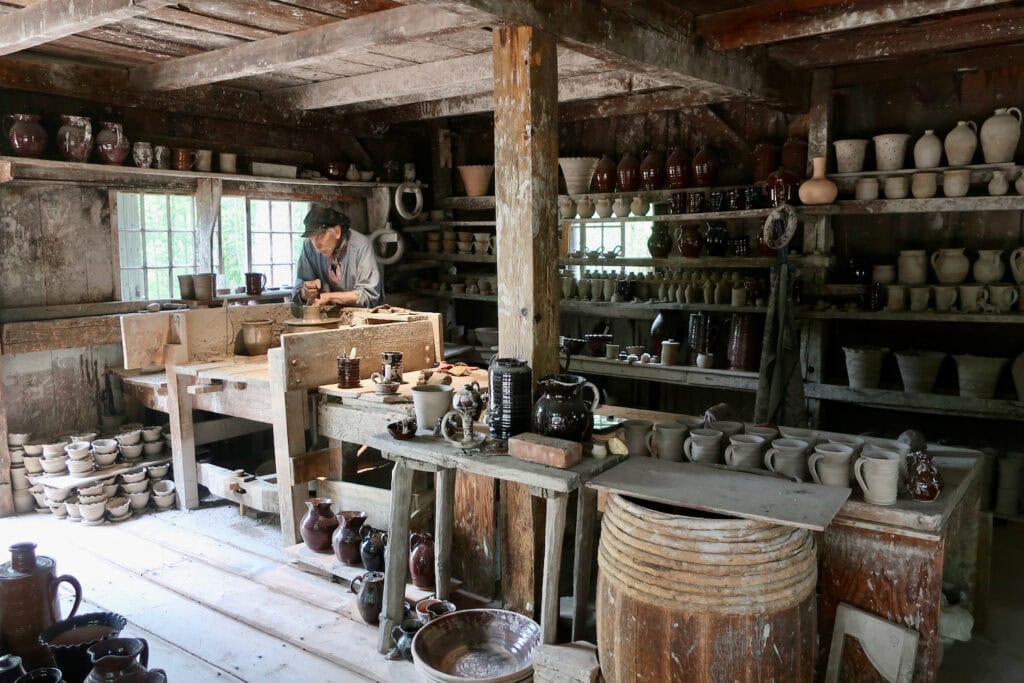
[349,571,385,625]
[331,511,367,565]
[244,272,266,295]
[172,148,197,171]
[84,638,161,683]
[299,498,338,553]
[0,543,82,669]
[408,533,435,589]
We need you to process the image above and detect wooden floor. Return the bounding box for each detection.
[0,501,415,682]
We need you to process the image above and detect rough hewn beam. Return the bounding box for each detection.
[439,0,782,103]
[558,88,717,121]
[0,0,169,56]
[834,40,1024,85]
[770,5,1024,68]
[698,0,1011,50]
[129,4,488,91]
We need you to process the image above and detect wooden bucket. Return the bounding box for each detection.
[596,493,817,682]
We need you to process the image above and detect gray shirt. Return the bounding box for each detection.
[292,229,384,307]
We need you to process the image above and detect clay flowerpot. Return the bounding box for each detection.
[931,248,970,284]
[833,139,868,173]
[781,137,808,177]
[872,133,911,171]
[954,355,1007,399]
[57,116,93,163]
[639,149,665,190]
[456,165,493,197]
[616,152,639,192]
[241,319,273,356]
[945,121,978,166]
[843,346,888,389]
[95,122,130,166]
[665,147,690,188]
[409,532,435,589]
[752,142,779,182]
[691,146,717,187]
[593,154,617,193]
[913,130,943,168]
[5,114,47,158]
[331,511,368,565]
[980,107,1022,163]
[558,157,598,195]
[896,351,947,394]
[797,157,837,205]
[299,498,338,553]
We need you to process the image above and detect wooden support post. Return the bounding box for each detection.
[427,120,453,206]
[268,348,308,546]
[379,460,413,653]
[540,492,568,645]
[195,178,222,274]
[0,356,12,516]
[572,486,597,642]
[434,468,455,601]
[165,369,200,509]
[493,23,561,620]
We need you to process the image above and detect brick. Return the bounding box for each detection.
[507,433,583,469]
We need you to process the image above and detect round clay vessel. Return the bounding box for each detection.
[972,249,1005,284]
[647,224,673,258]
[906,451,944,502]
[409,532,435,589]
[797,157,837,205]
[359,525,388,572]
[57,116,92,163]
[299,498,338,553]
[349,571,384,625]
[873,133,911,171]
[675,224,703,258]
[558,157,598,195]
[593,154,617,193]
[456,165,493,197]
[39,611,126,683]
[95,122,129,165]
[5,114,47,158]
[639,149,665,190]
[833,139,868,173]
[665,147,690,188]
[913,130,943,168]
[616,152,639,192]
[944,121,978,166]
[330,510,368,565]
[980,107,1022,163]
[931,248,969,284]
[691,146,717,187]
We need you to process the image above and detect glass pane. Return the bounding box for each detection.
[147,268,170,299]
[221,197,245,232]
[251,200,270,231]
[220,198,246,289]
[169,196,194,230]
[291,201,310,229]
[143,195,168,230]
[147,233,169,267]
[272,265,293,288]
[252,233,271,266]
[171,232,195,266]
[171,267,190,298]
[119,230,144,268]
[271,201,291,232]
[117,193,142,229]
[271,234,292,262]
[293,234,305,262]
[121,269,146,301]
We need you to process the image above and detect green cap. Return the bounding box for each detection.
[301,206,349,237]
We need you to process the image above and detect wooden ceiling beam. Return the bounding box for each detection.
[698,0,1012,51]
[834,41,1024,85]
[129,4,490,91]
[0,0,170,56]
[770,5,1024,68]
[558,88,717,122]
[434,0,786,105]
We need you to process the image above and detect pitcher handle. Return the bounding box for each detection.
[646,431,659,458]
[1009,289,1020,307]
[138,637,149,670]
[808,453,824,485]
[1008,107,1022,123]
[189,150,198,169]
[683,438,694,462]
[967,120,978,133]
[350,574,364,595]
[582,381,601,412]
[854,457,870,495]
[763,448,778,473]
[55,574,83,619]
[392,625,403,645]
[259,273,267,289]
[440,410,462,446]
[930,251,941,273]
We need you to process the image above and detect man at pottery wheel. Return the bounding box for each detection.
[293,206,384,308]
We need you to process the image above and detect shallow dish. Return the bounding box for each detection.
[147,464,170,479]
[121,470,147,483]
[411,609,540,683]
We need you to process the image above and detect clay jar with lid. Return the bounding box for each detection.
[691,146,717,187]
[616,152,640,192]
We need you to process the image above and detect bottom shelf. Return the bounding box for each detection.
[570,356,759,392]
[805,383,1024,421]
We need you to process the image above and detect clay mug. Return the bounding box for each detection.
[883,176,909,199]
[604,344,620,359]
[724,434,767,469]
[886,285,906,312]
[730,287,748,307]
[645,422,688,462]
[218,152,237,174]
[621,419,653,457]
[943,169,970,197]
[958,284,989,313]
[854,449,901,505]
[826,433,864,455]
[172,148,197,171]
[854,177,879,200]
[933,286,958,312]
[745,425,779,442]
[153,145,170,169]
[809,443,854,487]
[195,149,213,172]
[350,571,384,625]
[683,428,724,464]
[244,272,266,295]
[909,286,930,312]
[988,284,1019,312]
[131,142,153,169]
[764,438,810,481]
[911,172,937,199]
[411,385,453,433]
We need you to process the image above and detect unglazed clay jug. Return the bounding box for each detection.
[897,250,927,285]
[299,498,338,553]
[980,107,1022,163]
[57,116,92,163]
[972,249,1005,284]
[5,114,47,158]
[359,525,388,572]
[913,130,943,168]
[331,511,368,565]
[94,123,129,165]
[84,638,162,683]
[409,532,435,589]
[533,374,601,443]
[906,451,944,502]
[944,121,978,166]
[797,157,837,205]
[0,543,82,669]
[1010,247,1024,284]
[931,248,970,284]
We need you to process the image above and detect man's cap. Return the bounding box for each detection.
[302,207,350,237]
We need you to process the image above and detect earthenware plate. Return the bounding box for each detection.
[412,609,540,683]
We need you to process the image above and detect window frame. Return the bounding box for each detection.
[115,192,200,301]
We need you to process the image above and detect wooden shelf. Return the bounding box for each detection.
[993,512,1024,524]
[407,251,495,263]
[802,195,1024,215]
[411,288,497,303]
[559,254,832,269]
[441,196,496,210]
[570,356,759,391]
[828,161,1018,187]
[799,309,1024,324]
[567,207,771,224]
[560,299,768,319]
[804,382,1024,421]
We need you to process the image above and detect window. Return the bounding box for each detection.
[117,193,200,300]
[220,198,310,291]
[567,206,655,276]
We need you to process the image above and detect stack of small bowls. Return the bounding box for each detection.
[40,441,69,477]
[92,439,120,468]
[76,480,115,526]
[121,470,151,514]
[65,441,95,478]
[9,432,33,513]
[116,429,144,461]
[151,478,177,509]
[43,486,71,518]
[141,425,166,458]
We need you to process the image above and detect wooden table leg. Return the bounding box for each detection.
[434,467,455,601]
[269,351,309,547]
[165,369,199,509]
[379,459,413,653]
[541,491,568,645]
[572,485,597,642]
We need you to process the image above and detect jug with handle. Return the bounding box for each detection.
[533,374,601,443]
[1011,247,1024,285]
[85,638,163,683]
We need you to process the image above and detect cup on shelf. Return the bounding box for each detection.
[883,176,909,199]
[809,443,854,487]
[885,284,907,311]
[911,172,937,199]
[854,449,901,505]
[933,286,958,312]
[988,284,1019,313]
[943,169,971,198]
[958,284,989,313]
[683,428,724,464]
[909,286,930,312]
[764,438,811,481]
[854,177,879,200]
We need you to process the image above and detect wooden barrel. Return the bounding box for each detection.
[597,493,817,682]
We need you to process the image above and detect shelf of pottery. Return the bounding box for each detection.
[7,425,177,523]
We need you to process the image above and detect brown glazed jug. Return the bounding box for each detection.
[665,147,690,189]
[593,154,617,193]
[299,498,338,553]
[4,115,47,159]
[0,543,82,669]
[330,511,368,565]
[692,146,717,187]
[616,152,639,192]
[57,116,93,163]
[85,638,162,683]
[726,314,760,371]
[408,533,435,589]
[349,571,385,625]
[94,123,129,166]
[639,149,665,190]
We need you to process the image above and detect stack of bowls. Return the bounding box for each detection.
[105,496,131,523]
[141,425,163,443]
[142,438,165,457]
[92,439,119,468]
[42,486,71,517]
[151,479,176,509]
[65,442,95,478]
[121,471,150,512]
[23,441,44,477]
[116,429,144,461]
[64,497,82,522]
[9,432,33,513]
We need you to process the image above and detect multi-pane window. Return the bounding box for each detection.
[567,206,655,275]
[117,193,198,300]
[220,198,310,290]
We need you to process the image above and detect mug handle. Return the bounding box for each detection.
[683,438,694,462]
[1008,289,1020,306]
[259,273,267,289]
[724,445,735,467]
[978,289,990,305]
[763,448,778,472]
[582,381,601,412]
[930,251,941,273]
[854,457,870,495]
[350,574,364,595]
[138,637,150,670]
[646,431,659,458]
[371,372,383,383]
[55,574,83,619]
[189,150,198,169]
[808,453,824,485]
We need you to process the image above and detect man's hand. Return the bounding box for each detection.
[314,291,343,306]
[301,279,322,302]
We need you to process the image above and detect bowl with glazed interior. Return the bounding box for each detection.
[115,430,142,446]
[411,609,540,683]
[147,464,170,479]
[121,480,149,495]
[141,426,163,443]
[105,496,130,518]
[93,450,118,467]
[151,480,176,497]
[388,418,418,442]
[121,470,147,484]
[41,456,68,474]
[91,439,118,454]
[120,443,144,460]
[39,611,128,683]
[142,440,164,456]
[79,501,106,522]
[127,491,151,510]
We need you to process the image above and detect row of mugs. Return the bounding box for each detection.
[132,144,235,173]
[884,283,1021,313]
[853,169,980,200]
[426,238,495,255]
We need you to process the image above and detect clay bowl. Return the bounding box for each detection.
[8,432,30,446]
[120,470,147,484]
[147,463,170,479]
[65,443,92,460]
[39,611,127,683]
[127,490,151,510]
[47,501,67,518]
[70,432,98,443]
[68,458,95,475]
[79,501,106,522]
[115,430,142,446]
[151,480,175,497]
[388,419,418,441]
[41,456,68,474]
[102,484,119,498]
[153,492,176,509]
[78,482,104,496]
[93,450,118,467]
[559,337,587,356]
[78,493,108,505]
[105,496,130,518]
[474,327,499,347]
[120,443,144,459]
[142,440,164,456]
[375,382,401,396]
[23,443,44,456]
[121,480,149,494]
[42,442,69,458]
[412,609,540,683]
[91,439,118,454]
[29,486,47,507]
[141,426,163,443]
[65,499,81,520]
[23,456,43,474]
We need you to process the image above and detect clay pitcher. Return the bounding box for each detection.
[331,511,368,565]
[409,532,435,589]
[299,498,338,553]
[94,123,129,166]
[57,116,92,163]
[980,107,1022,163]
[84,638,158,683]
[4,114,47,158]
[349,571,385,625]
[359,525,388,572]
[532,374,601,443]
[1011,246,1024,285]
[0,543,83,669]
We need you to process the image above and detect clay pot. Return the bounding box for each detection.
[931,248,970,284]
[647,224,673,258]
[84,637,161,683]
[558,157,598,195]
[299,498,338,553]
[94,123,129,166]
[691,146,717,187]
[665,147,690,188]
[843,346,888,389]
[57,116,92,163]
[872,133,911,171]
[972,249,1005,284]
[945,121,978,166]
[131,143,153,169]
[456,165,493,197]
[797,157,837,205]
[241,319,273,356]
[409,532,435,589]
[752,142,779,182]
[349,571,384,625]
[897,249,927,285]
[616,152,639,192]
[330,511,368,565]
[726,314,760,371]
[703,221,728,257]
[906,451,944,502]
[593,154,617,193]
[980,107,1022,163]
[39,612,127,683]
[5,115,47,159]
[639,149,665,190]
[674,225,703,258]
[954,355,1007,399]
[990,170,1010,196]
[781,137,808,177]
[765,167,799,206]
[359,525,388,572]
[833,139,868,173]
[896,351,946,394]
[913,130,943,168]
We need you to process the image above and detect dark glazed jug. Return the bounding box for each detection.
[0,543,82,669]
[350,571,385,625]
[0,655,26,683]
[390,619,422,661]
[906,451,944,502]
[593,154,617,193]
[359,525,388,572]
[647,224,673,258]
[408,533,435,589]
[665,147,690,189]
[691,146,717,187]
[299,498,338,553]
[84,638,159,683]
[487,357,533,440]
[533,374,601,443]
[639,149,665,190]
[331,511,368,565]
[4,114,47,158]
[616,152,639,192]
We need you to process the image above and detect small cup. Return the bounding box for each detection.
[911,172,937,199]
[724,434,767,469]
[696,353,715,369]
[883,176,909,199]
[621,419,653,457]
[933,285,958,312]
[958,284,989,313]
[943,169,970,198]
[988,284,1019,313]
[219,152,237,174]
[605,344,620,360]
[854,450,901,505]
[764,438,810,481]
[909,286,930,312]
[730,287,748,307]
[886,284,906,312]
[645,422,688,462]
[683,428,724,464]
[854,177,879,200]
[809,443,854,487]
